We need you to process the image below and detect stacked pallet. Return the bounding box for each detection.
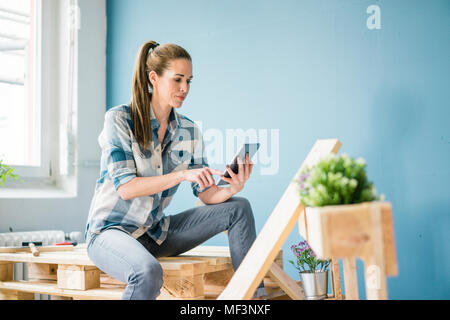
[0,244,286,300]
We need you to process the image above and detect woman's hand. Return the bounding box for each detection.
[182,167,224,191]
[221,153,253,195]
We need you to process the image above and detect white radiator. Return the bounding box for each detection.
[0,230,81,300]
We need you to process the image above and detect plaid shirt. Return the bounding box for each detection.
[85,104,210,245]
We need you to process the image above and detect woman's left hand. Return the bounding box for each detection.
[221,153,253,195]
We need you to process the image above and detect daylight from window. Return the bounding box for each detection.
[0,0,37,167]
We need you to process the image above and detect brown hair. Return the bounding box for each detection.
[130,40,192,149]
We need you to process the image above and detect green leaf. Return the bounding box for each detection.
[0,160,20,187]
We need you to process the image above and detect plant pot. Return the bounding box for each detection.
[300,270,328,300]
[297,201,397,275]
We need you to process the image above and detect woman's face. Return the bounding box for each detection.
[149,58,193,109]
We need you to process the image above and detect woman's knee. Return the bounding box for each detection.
[228,196,251,209]
[228,197,254,221]
[128,258,163,289]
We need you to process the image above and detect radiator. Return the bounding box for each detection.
[0,230,81,300]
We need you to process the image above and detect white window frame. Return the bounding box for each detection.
[1,0,79,196]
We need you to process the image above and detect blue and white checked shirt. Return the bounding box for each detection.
[85,104,210,245]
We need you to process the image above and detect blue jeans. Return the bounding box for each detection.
[86,196,266,300]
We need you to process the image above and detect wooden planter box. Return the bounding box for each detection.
[297,201,398,299]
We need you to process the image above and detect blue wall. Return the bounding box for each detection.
[106,0,450,299]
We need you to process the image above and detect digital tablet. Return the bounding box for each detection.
[217,143,260,186]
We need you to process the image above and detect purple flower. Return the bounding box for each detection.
[299,173,310,183]
[298,241,311,251]
[291,240,327,272]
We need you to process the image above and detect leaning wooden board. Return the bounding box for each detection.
[218,139,342,300]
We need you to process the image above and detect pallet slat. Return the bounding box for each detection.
[0,245,74,253]
[0,280,123,300]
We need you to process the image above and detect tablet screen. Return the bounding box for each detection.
[217,143,260,186]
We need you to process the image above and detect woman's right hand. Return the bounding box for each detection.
[182,167,224,191]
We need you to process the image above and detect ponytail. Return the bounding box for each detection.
[130,40,159,149]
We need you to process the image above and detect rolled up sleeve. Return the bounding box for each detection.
[99,111,137,191]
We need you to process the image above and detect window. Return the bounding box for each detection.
[0,0,40,167]
[0,0,79,194]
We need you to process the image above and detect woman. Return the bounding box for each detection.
[85,40,266,300]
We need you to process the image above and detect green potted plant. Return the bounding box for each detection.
[0,159,20,187]
[289,240,331,300]
[297,153,383,207]
[295,153,388,287]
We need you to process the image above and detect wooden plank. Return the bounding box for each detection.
[218,139,342,299]
[0,262,13,281]
[158,259,208,276]
[181,246,230,256]
[50,295,73,300]
[58,264,99,271]
[0,280,123,300]
[0,289,35,300]
[163,274,204,298]
[203,263,233,274]
[342,257,359,300]
[157,287,204,300]
[267,263,305,300]
[330,257,342,299]
[0,245,74,253]
[314,203,374,258]
[179,246,282,269]
[27,263,58,281]
[204,269,235,296]
[381,203,398,276]
[57,264,101,290]
[363,203,388,300]
[0,251,95,265]
[163,256,231,268]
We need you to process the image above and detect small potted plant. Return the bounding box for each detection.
[289,240,331,300]
[295,153,387,258]
[298,153,383,207]
[0,159,20,187]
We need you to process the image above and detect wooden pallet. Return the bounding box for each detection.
[0,244,285,300]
